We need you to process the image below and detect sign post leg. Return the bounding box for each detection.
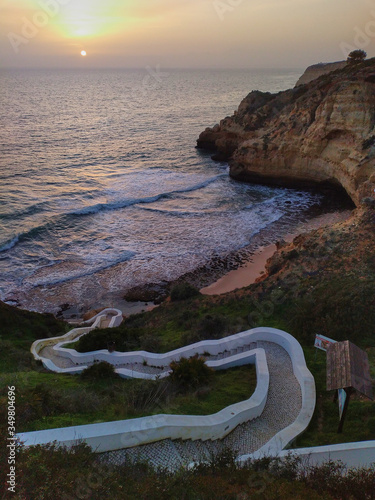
[337,388,352,434]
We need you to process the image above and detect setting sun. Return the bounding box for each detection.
[81,50,87,57]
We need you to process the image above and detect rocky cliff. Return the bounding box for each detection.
[295,61,347,86]
[197,59,375,206]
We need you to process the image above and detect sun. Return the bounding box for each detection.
[81,50,87,57]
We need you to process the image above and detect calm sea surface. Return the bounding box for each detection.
[0,68,343,315]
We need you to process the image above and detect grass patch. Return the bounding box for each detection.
[162,365,257,416]
[0,364,256,432]
[70,298,250,354]
[295,348,375,447]
[0,301,67,373]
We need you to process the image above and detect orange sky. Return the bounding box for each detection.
[0,0,374,68]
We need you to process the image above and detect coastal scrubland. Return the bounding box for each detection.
[1,210,375,439]
[1,436,374,499]
[0,207,374,499]
[66,207,375,445]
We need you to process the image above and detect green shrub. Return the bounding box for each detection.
[169,355,214,389]
[347,49,367,64]
[75,327,141,353]
[5,439,375,500]
[197,314,228,339]
[193,447,238,474]
[80,361,118,381]
[170,282,200,301]
[181,330,202,346]
[176,309,195,329]
[0,301,66,339]
[139,333,161,352]
[181,314,229,345]
[12,383,107,430]
[287,278,375,345]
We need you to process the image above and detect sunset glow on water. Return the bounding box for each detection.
[0,68,336,314]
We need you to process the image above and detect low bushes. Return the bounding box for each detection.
[80,361,118,381]
[170,282,200,301]
[181,313,229,345]
[5,382,107,431]
[287,278,375,346]
[0,301,66,340]
[169,355,214,390]
[124,379,175,415]
[74,327,142,353]
[2,436,374,500]
[197,314,228,339]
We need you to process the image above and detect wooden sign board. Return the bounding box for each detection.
[327,340,373,433]
[327,340,373,400]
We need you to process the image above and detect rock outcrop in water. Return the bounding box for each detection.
[197,59,375,207]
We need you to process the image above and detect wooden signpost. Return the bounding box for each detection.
[326,340,373,433]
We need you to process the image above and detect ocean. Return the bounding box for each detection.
[0,68,347,316]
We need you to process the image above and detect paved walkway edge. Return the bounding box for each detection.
[20,327,315,457]
[250,440,375,468]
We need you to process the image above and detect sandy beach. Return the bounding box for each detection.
[201,209,353,296]
[200,243,276,295]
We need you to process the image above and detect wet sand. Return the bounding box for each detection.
[201,243,276,295]
[201,209,352,296]
[10,206,352,319]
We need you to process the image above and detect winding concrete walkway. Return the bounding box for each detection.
[101,342,302,470]
[23,313,315,470]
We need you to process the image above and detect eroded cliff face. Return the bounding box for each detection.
[197,59,375,206]
[295,61,347,86]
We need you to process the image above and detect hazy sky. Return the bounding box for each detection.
[1,0,374,69]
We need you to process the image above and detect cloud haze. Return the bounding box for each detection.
[0,0,374,69]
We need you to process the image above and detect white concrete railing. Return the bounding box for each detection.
[30,308,123,374]
[237,329,316,461]
[19,347,268,451]
[84,308,124,329]
[21,328,315,455]
[251,441,375,469]
[23,323,374,468]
